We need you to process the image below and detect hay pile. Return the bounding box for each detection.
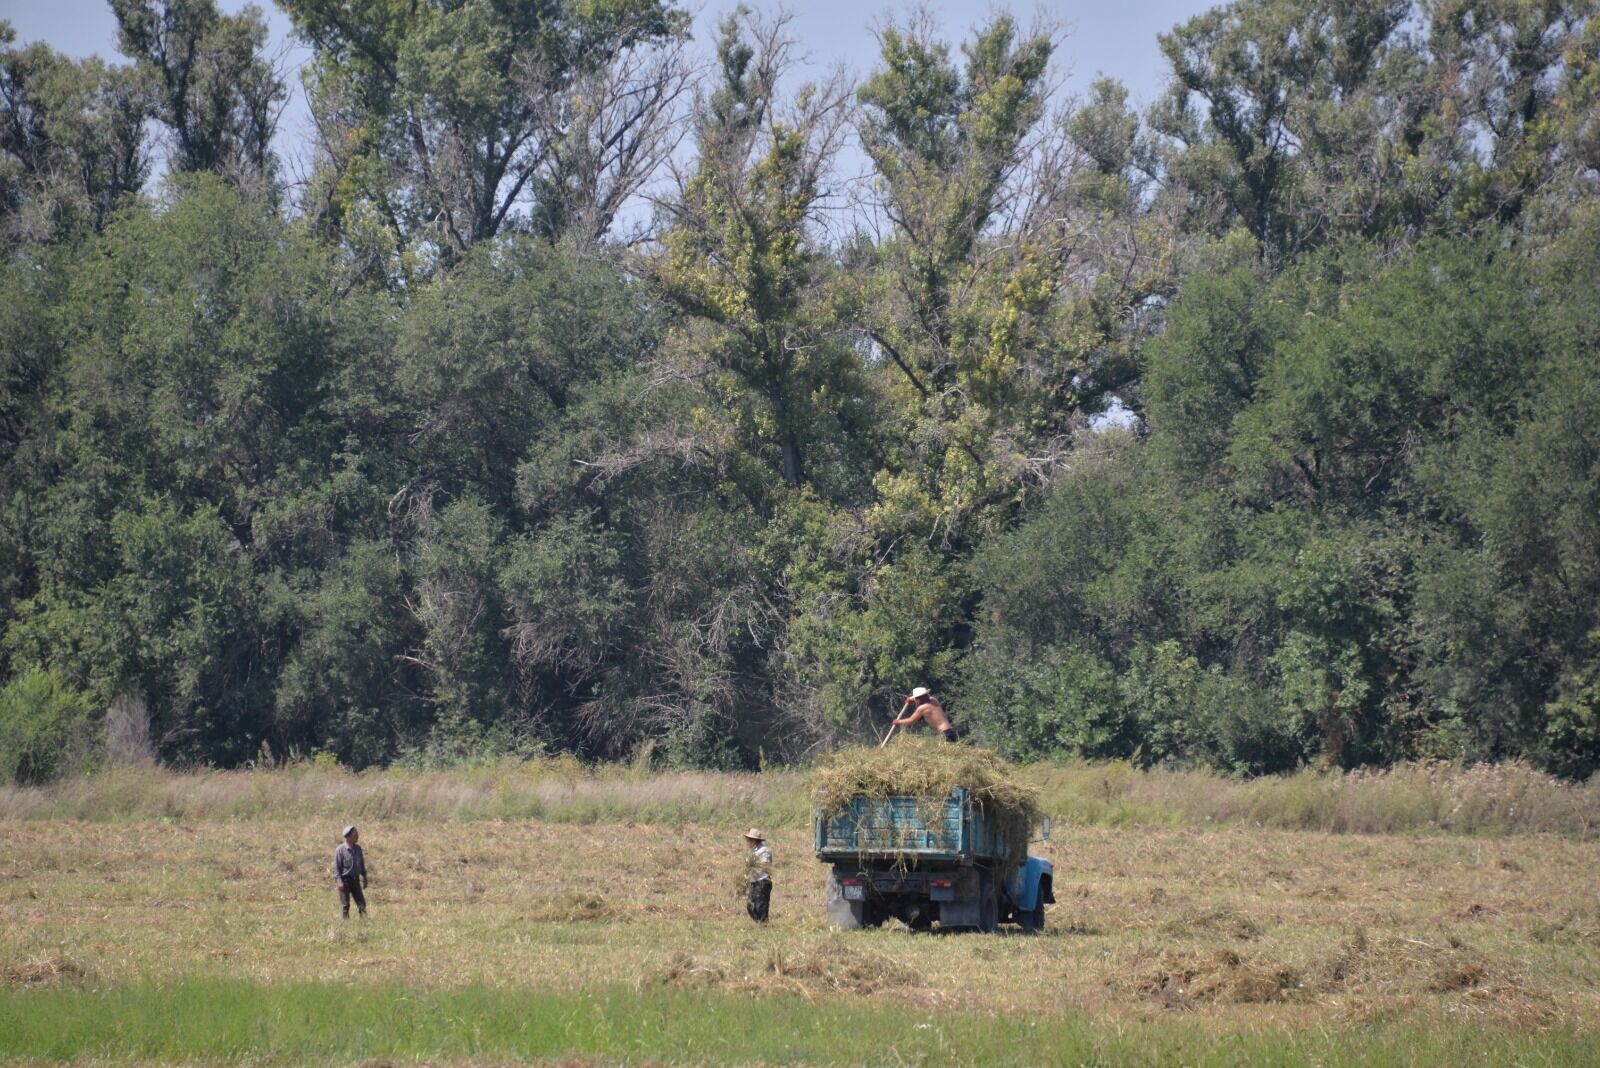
[808,736,1042,868]
[0,953,90,987]
[651,944,920,997]
[522,891,617,923]
[1116,948,1301,1008]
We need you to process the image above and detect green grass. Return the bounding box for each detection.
[2,979,1596,1066]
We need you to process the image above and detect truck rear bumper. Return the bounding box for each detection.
[858,870,958,902]
[846,867,984,926]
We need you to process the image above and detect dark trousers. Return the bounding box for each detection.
[339,877,367,917]
[941,726,960,743]
[746,878,771,923]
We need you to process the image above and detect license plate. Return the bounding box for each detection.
[843,884,865,901]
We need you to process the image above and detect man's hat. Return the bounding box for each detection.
[744,827,764,841]
[342,825,357,839]
[909,686,930,699]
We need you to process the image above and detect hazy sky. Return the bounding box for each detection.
[2,0,1216,167]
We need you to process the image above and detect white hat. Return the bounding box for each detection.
[342,825,357,839]
[744,827,764,841]
[910,686,930,699]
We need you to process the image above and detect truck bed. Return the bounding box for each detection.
[813,787,1009,865]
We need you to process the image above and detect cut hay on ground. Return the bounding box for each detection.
[650,943,920,998]
[1116,947,1301,1008]
[808,737,1042,867]
[0,953,90,987]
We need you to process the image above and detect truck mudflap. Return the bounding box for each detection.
[930,868,985,928]
[826,870,872,929]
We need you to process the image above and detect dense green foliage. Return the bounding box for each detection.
[1,0,1597,778]
[967,235,1600,775]
[0,668,95,784]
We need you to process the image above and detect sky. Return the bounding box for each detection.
[1,0,1216,180]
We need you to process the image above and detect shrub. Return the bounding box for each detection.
[0,669,97,785]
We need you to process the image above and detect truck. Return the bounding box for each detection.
[814,786,1054,933]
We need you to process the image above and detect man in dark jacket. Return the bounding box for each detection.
[333,825,369,918]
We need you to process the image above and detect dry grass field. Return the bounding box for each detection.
[2,762,1599,1064]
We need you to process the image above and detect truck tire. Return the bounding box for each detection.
[1018,901,1046,933]
[825,869,868,931]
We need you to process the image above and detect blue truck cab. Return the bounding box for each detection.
[813,787,1054,932]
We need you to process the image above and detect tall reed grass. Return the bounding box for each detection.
[0,758,809,827]
[1031,759,1600,838]
[1,757,1593,838]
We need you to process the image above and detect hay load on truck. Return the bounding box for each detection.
[810,739,1054,933]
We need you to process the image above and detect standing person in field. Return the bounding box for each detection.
[894,686,959,742]
[333,825,369,919]
[744,828,772,923]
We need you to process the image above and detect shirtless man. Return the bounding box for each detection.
[893,686,959,742]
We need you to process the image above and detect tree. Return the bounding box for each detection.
[855,13,1075,543]
[1409,217,1600,772]
[521,18,694,244]
[111,0,284,196]
[1426,0,1596,227]
[390,235,653,510]
[1,178,360,763]
[1149,0,1596,259]
[284,0,688,262]
[857,11,1055,396]
[0,25,153,242]
[3,0,1598,778]
[652,8,856,492]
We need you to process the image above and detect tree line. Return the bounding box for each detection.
[2,0,1597,781]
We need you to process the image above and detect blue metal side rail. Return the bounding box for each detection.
[813,787,1009,865]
